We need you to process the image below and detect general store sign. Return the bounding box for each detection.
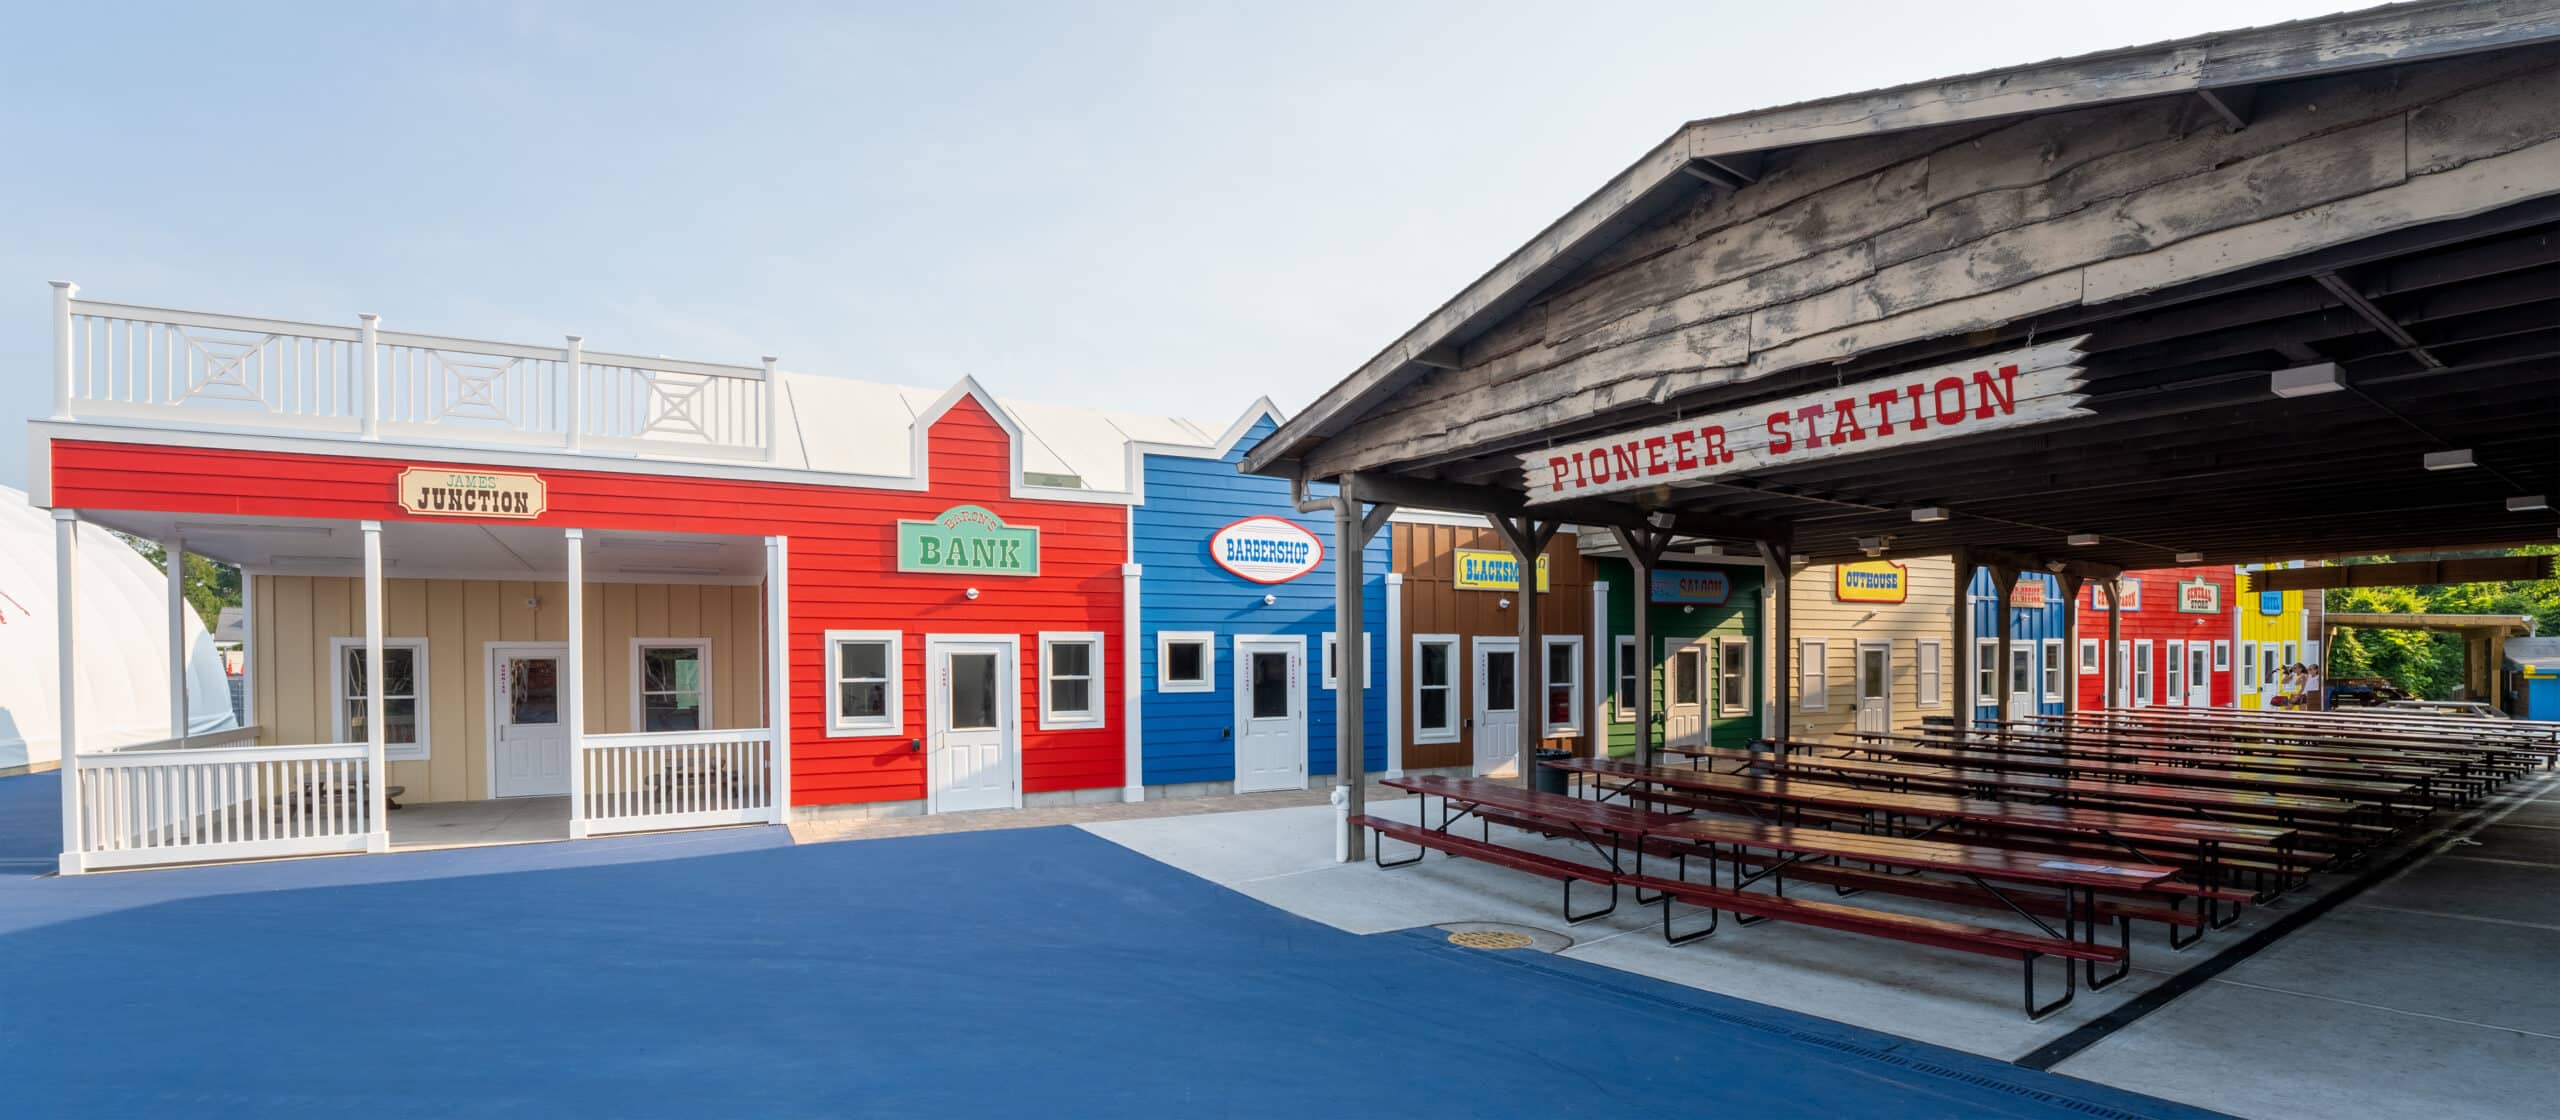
[1454,549,1549,592]
[1650,570,1731,606]
[2178,578,2221,614]
[1209,516,1323,584]
[2011,578,2047,609]
[1836,561,1907,603]
[397,468,546,519]
[1518,338,2089,502]
[898,505,1039,576]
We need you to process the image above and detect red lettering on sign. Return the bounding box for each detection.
[1932,376,1968,426]
[1701,424,1732,463]
[1865,389,1900,436]
[1588,446,1611,483]
[1546,455,1570,491]
[1644,435,1669,475]
[1904,384,1929,431]
[1612,442,1640,480]
[1794,403,1827,449]
[1765,412,1792,454]
[1671,430,1698,471]
[1973,364,2018,419]
[1830,397,1866,443]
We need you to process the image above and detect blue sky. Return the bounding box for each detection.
[0,0,2351,488]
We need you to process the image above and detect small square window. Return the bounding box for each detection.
[1157,631,1213,694]
[1321,632,1374,690]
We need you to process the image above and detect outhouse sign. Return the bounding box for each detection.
[1208,516,1324,584]
[898,505,1039,576]
[398,468,546,519]
[1517,339,2089,502]
[1835,561,1907,604]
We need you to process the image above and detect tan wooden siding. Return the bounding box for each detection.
[1394,524,1596,771]
[1310,45,2560,477]
[250,577,762,803]
[1786,557,1958,740]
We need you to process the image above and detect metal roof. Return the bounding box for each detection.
[770,371,1225,493]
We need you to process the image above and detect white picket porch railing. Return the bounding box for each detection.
[575,728,776,837]
[69,741,378,871]
[51,288,777,462]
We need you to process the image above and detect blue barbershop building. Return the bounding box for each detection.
[1969,568,2072,724]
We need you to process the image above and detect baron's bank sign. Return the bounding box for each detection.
[1209,517,1323,584]
[1519,339,2089,502]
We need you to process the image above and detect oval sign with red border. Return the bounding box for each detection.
[1209,516,1324,584]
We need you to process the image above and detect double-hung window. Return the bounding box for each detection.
[1542,636,1583,735]
[2133,640,2155,705]
[2241,641,2259,688]
[1039,632,1105,730]
[1613,636,1637,723]
[1413,634,1459,743]
[1797,639,1828,711]
[2078,639,2101,675]
[634,640,710,731]
[1915,639,1943,708]
[1976,638,2000,703]
[826,630,902,736]
[333,638,429,761]
[2166,640,2186,703]
[2041,639,2063,702]
[1716,637,1751,717]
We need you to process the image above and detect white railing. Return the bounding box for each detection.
[69,741,377,871]
[576,728,775,836]
[51,285,777,463]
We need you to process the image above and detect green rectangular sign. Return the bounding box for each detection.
[897,505,1039,576]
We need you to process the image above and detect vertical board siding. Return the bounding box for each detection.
[249,575,759,804]
[2235,570,2310,710]
[1788,557,1959,739]
[1597,558,1764,756]
[2072,566,2241,711]
[1133,419,1388,787]
[52,395,1129,810]
[1968,569,2072,721]
[1392,522,1596,771]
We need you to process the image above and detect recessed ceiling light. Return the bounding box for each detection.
[2176,552,2204,563]
[2508,495,2550,512]
[2269,362,2343,398]
[1911,507,1950,523]
[2067,533,2100,547]
[2422,449,2476,471]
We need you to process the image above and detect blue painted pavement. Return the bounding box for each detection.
[0,773,2221,1118]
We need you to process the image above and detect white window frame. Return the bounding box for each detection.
[1156,630,1214,694]
[1412,633,1460,744]
[2078,638,2101,675]
[2213,640,2231,671]
[1613,635,1638,723]
[2041,638,2064,702]
[1976,638,1999,704]
[331,636,431,762]
[2241,641,2259,688]
[2134,639,2155,705]
[1540,635,1585,736]
[2303,640,2321,666]
[1797,638,1828,712]
[630,638,713,732]
[824,629,904,737]
[1716,636,1752,718]
[2166,640,2186,702]
[1038,631,1107,731]
[1915,639,1943,708]
[2281,640,2298,669]
[1320,631,1374,690]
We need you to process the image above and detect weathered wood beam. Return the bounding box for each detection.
[2313,270,2447,368]
[2194,85,2257,132]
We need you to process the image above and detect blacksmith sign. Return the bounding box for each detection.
[1518,339,2088,501]
[398,468,546,519]
[898,505,1040,576]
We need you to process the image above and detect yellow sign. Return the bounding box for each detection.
[1835,561,1907,603]
[1454,550,1549,592]
[398,468,547,519]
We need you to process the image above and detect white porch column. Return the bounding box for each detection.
[55,509,84,875]
[164,533,188,744]
[1385,572,1406,779]
[765,535,792,821]
[565,528,588,838]
[361,521,389,852]
[1590,579,1608,761]
[1121,562,1144,802]
[51,281,76,419]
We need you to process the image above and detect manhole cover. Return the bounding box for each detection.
[1447,929,1538,950]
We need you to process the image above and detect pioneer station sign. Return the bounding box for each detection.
[397,468,547,519]
[1520,339,2089,502]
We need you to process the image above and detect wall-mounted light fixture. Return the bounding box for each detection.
[2176,552,2204,563]
[2508,495,2549,512]
[1262,593,1277,606]
[2269,362,2343,398]
[1497,597,1512,610]
[1911,507,1949,523]
[2422,449,2476,471]
[2067,533,2100,547]
[965,587,980,601]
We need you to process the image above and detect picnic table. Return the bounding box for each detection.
[1872,728,2475,803]
[1810,734,2434,809]
[1754,749,2388,844]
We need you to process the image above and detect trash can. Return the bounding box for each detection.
[1532,749,1572,796]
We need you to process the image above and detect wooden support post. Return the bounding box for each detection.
[1950,547,1974,725]
[1759,540,1793,744]
[2059,574,2087,715]
[361,521,389,853]
[766,535,792,817]
[566,528,587,839]
[1992,565,2017,730]
[164,533,187,745]
[1493,514,1560,787]
[1609,526,1673,769]
[1325,474,1397,860]
[2107,580,2127,709]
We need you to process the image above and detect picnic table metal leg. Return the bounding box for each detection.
[1660,841,1719,945]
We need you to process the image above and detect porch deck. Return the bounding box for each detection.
[387,797,571,851]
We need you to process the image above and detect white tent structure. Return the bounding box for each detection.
[2,485,235,772]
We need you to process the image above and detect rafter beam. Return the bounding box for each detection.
[2312,270,2446,369]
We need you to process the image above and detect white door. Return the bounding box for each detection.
[1473,638,1520,776]
[1854,641,1892,735]
[2260,644,2282,707]
[492,645,570,798]
[929,637,1016,813]
[2188,644,2213,708]
[1664,639,1707,748]
[2007,643,2035,716]
[1233,637,1306,793]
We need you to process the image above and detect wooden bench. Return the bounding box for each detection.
[1617,869,2124,1020]
[1355,815,1620,923]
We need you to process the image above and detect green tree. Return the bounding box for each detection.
[2325,545,2558,701]
[117,534,241,632]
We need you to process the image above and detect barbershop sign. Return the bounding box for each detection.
[398,468,546,519]
[1519,339,2089,502]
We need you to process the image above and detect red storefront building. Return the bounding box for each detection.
[2074,566,2242,711]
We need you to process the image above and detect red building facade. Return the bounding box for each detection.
[2073,566,2241,710]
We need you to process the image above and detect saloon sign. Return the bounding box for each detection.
[398,468,546,519]
[897,505,1040,576]
[1209,516,1323,584]
[1519,339,2088,501]
[1650,570,1731,606]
